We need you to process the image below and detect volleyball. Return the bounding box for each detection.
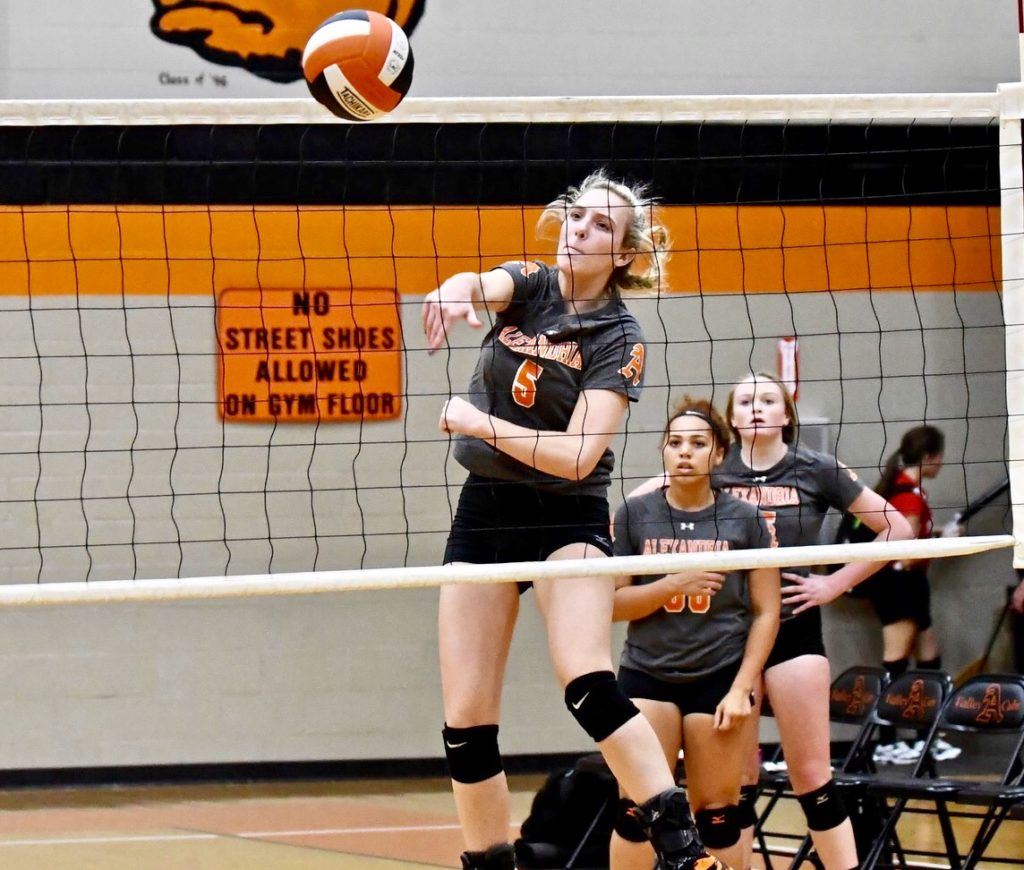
[302,10,414,122]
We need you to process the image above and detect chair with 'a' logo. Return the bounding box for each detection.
[861,673,1024,869]
[831,669,953,868]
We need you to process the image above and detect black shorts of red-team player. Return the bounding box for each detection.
[443,474,614,592]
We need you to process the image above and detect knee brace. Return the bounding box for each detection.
[797,779,849,831]
[564,671,639,742]
[636,787,701,859]
[613,798,648,843]
[695,805,741,850]
[442,723,503,784]
[737,784,759,829]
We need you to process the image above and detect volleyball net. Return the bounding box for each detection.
[0,91,1019,603]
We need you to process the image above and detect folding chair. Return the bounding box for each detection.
[832,669,954,868]
[751,665,888,869]
[863,673,1024,869]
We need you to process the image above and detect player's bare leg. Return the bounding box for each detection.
[766,656,858,870]
[538,543,728,870]
[683,709,758,870]
[439,576,520,858]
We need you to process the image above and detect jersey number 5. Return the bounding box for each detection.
[512,359,544,408]
[664,594,712,614]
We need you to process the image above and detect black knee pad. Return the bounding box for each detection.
[442,723,503,784]
[460,843,516,869]
[695,805,741,849]
[564,671,639,742]
[797,779,849,831]
[613,798,648,843]
[737,784,759,828]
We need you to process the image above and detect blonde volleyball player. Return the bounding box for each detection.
[609,398,780,870]
[423,171,727,870]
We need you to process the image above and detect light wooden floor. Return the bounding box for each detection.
[0,774,1018,868]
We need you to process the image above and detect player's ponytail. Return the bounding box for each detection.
[876,425,945,497]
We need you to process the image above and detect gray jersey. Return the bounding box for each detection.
[714,442,865,620]
[614,490,775,682]
[453,261,646,496]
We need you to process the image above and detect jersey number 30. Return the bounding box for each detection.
[512,359,544,408]
[664,594,712,614]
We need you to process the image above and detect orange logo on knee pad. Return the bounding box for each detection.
[150,1,427,82]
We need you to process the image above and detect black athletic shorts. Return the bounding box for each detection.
[617,659,744,717]
[764,607,827,670]
[859,567,933,630]
[443,475,613,587]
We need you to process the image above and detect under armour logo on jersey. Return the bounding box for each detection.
[680,522,695,531]
[751,475,768,483]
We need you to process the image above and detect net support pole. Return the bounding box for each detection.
[999,83,1024,568]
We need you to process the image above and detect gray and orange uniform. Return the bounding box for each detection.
[613,490,775,685]
[714,443,865,667]
[441,260,650,795]
[452,260,646,496]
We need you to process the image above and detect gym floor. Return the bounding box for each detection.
[0,774,1019,869]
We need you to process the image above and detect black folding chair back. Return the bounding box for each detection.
[863,673,1024,869]
[849,670,953,868]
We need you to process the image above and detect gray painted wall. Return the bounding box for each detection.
[0,1,1019,99]
[0,0,1017,769]
[0,287,1014,768]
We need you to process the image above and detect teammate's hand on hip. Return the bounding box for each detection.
[421,287,482,353]
[439,397,488,438]
[714,686,753,731]
[781,571,843,614]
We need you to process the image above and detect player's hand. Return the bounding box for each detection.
[714,686,754,731]
[1012,580,1024,614]
[939,519,965,538]
[659,571,725,599]
[781,571,843,614]
[150,1,424,80]
[421,285,483,353]
[439,397,487,438]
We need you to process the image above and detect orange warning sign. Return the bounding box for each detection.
[217,288,402,422]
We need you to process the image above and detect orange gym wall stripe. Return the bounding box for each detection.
[0,204,1000,297]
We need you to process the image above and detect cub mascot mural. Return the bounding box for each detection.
[150,1,427,82]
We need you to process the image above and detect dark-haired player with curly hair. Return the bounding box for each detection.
[610,397,780,870]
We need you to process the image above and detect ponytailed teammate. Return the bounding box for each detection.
[610,398,780,870]
[423,171,728,870]
[718,372,913,869]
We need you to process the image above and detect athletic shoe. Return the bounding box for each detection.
[890,740,925,765]
[761,759,788,773]
[930,736,962,761]
[658,856,729,870]
[873,740,922,765]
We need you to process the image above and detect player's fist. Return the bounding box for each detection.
[150,0,427,82]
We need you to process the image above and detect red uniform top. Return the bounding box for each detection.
[888,471,932,570]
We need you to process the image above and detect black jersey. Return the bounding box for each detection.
[714,442,865,620]
[453,261,646,496]
[613,490,775,682]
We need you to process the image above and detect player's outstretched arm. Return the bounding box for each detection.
[421,269,514,352]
